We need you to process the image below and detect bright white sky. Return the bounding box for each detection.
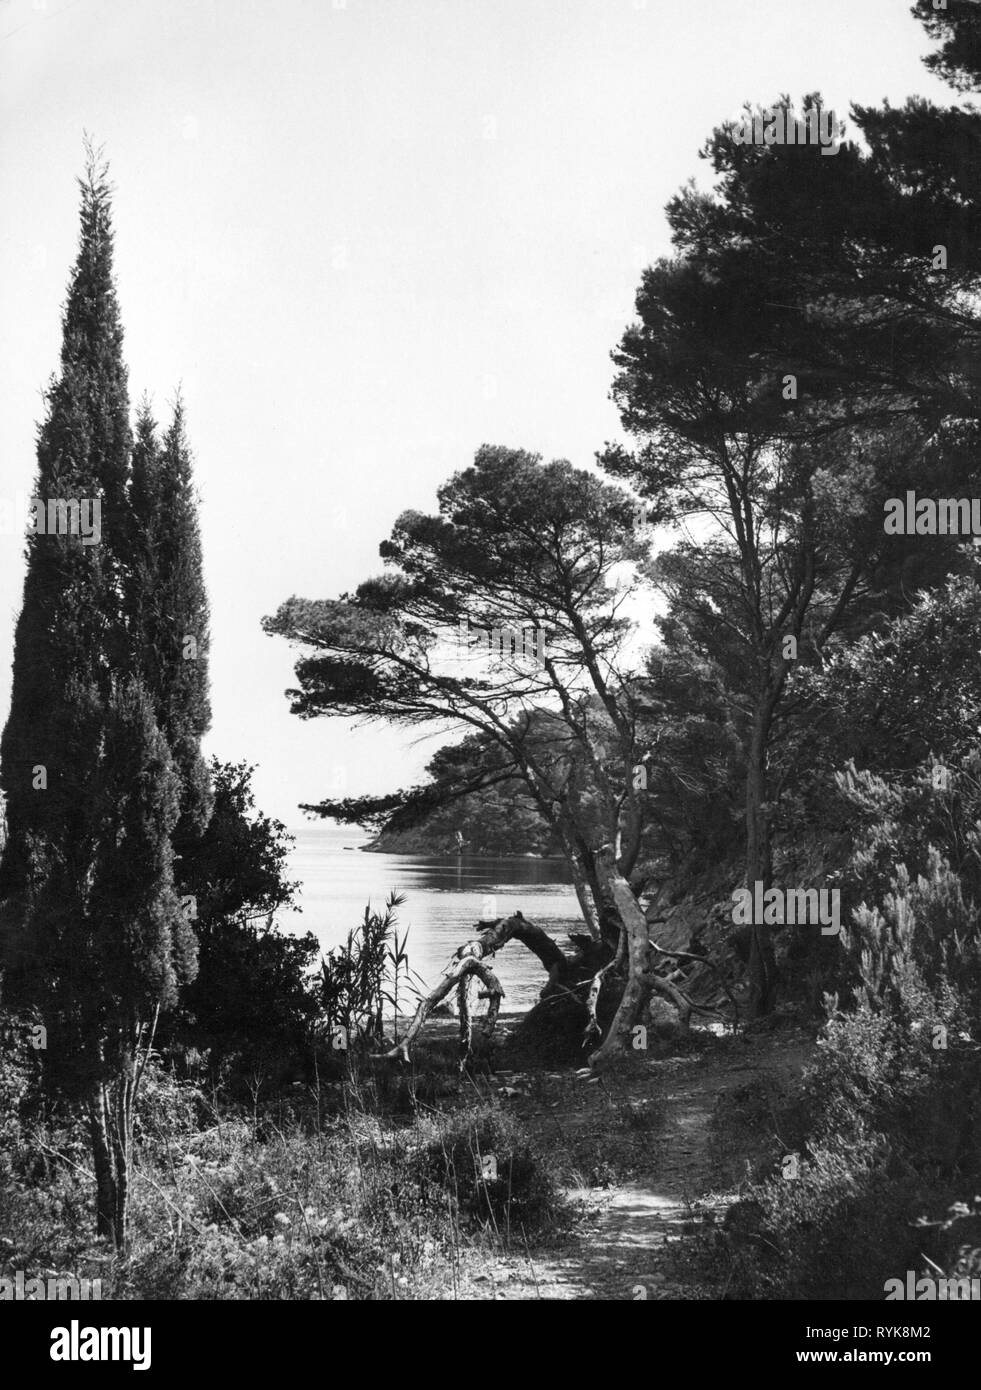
[0,0,952,830]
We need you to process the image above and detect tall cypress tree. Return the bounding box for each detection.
[0,147,199,1244]
[0,145,130,906]
[127,397,212,842]
[85,677,190,1243]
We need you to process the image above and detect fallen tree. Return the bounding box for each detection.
[383,911,579,1063]
[383,903,737,1066]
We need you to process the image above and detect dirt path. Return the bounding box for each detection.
[462,1028,814,1300]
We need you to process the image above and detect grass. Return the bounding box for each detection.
[0,1031,565,1301]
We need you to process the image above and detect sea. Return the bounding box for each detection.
[284,820,582,1012]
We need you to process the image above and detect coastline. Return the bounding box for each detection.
[361,840,562,859]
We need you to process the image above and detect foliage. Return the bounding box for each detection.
[318,891,424,1046]
[0,151,209,1244]
[411,1105,559,1238]
[160,759,317,1084]
[354,727,564,854]
[0,1054,560,1300]
[128,400,213,840]
[721,738,981,1298]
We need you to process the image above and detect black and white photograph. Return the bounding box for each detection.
[1,0,980,1351]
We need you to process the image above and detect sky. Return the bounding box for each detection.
[0,0,953,830]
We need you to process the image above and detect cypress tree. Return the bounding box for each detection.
[84,677,190,1243]
[127,397,212,841]
[0,147,200,1244]
[0,143,130,907]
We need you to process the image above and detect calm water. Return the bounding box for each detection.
[285,821,582,1011]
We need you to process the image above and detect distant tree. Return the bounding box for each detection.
[264,446,685,1062]
[311,725,561,855]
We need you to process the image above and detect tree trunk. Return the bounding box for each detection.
[110,1043,137,1248]
[550,815,601,941]
[568,845,601,941]
[110,1095,129,1248]
[588,846,656,1067]
[618,787,644,881]
[88,1082,117,1243]
[87,1014,157,1248]
[579,844,625,949]
[745,707,777,1019]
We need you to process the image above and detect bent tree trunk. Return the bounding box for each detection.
[587,846,653,1066]
[587,846,693,1067]
[386,953,504,1063]
[383,912,562,1062]
[559,829,601,942]
[579,842,627,948]
[386,885,698,1067]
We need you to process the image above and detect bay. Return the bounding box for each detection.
[285,820,582,1011]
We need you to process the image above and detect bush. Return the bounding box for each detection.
[720,997,981,1299]
[411,1105,559,1239]
[718,744,981,1299]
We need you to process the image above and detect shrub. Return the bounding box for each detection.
[719,747,981,1298]
[411,1105,559,1240]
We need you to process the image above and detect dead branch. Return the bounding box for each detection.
[501,913,569,973]
[382,911,577,1062]
[458,974,472,1058]
[383,954,504,1062]
[647,972,692,1033]
[648,940,740,1022]
[583,924,626,1046]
